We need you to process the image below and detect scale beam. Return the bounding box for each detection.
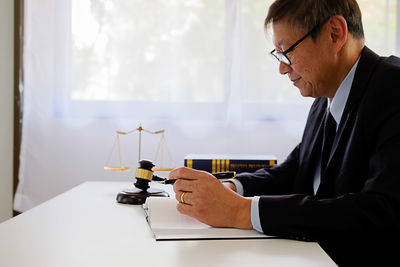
[104,124,174,172]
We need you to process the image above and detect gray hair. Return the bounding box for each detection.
[265,0,364,40]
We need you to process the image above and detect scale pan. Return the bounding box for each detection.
[104,166,131,171]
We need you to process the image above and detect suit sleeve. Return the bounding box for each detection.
[235,143,300,196]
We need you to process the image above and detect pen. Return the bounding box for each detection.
[160,171,236,184]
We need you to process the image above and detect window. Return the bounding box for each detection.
[358,0,397,56]
[59,0,400,120]
[72,0,225,103]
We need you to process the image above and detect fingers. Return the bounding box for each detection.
[176,191,192,206]
[169,167,208,181]
[170,167,216,195]
[173,178,195,194]
[176,202,193,216]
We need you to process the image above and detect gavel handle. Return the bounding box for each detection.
[152,174,167,182]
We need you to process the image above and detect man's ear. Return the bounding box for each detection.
[328,15,348,53]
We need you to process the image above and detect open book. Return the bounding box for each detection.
[143,197,274,241]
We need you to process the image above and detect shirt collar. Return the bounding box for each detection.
[329,57,360,126]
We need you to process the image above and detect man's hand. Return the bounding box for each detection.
[223,181,237,192]
[169,167,252,229]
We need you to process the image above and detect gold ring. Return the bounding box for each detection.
[180,192,186,204]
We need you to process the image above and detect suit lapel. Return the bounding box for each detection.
[297,98,326,194]
[322,46,382,178]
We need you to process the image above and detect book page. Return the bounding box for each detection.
[145,197,210,230]
[144,197,273,240]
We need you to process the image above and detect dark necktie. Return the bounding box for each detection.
[321,109,336,174]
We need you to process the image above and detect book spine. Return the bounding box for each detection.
[184,159,277,173]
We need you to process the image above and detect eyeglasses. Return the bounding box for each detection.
[270,22,323,66]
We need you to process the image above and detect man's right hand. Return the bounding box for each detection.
[223,181,237,192]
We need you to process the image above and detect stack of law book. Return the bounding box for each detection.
[184,154,277,173]
[143,197,273,241]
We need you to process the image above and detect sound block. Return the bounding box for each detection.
[116,187,169,205]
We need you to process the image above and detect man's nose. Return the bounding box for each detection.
[279,61,291,75]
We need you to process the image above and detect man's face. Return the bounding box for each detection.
[272,19,333,98]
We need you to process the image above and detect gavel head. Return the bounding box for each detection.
[134,159,155,191]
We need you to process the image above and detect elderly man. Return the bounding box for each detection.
[169,0,400,265]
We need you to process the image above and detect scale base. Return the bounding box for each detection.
[116,187,169,205]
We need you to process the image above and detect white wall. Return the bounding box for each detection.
[0,0,14,222]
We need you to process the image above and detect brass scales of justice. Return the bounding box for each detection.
[104,125,175,204]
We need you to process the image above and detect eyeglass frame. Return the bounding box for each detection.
[270,20,328,66]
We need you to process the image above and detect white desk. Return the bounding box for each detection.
[0,181,336,267]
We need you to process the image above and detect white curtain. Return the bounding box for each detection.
[14,0,397,212]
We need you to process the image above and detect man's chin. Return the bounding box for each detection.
[298,87,313,98]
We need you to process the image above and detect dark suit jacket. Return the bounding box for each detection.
[236,47,400,266]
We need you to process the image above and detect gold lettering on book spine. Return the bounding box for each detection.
[212,160,216,173]
[187,159,193,168]
[229,164,269,169]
